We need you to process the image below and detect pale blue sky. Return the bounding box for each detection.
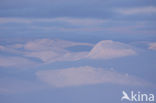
[0,0,156,103]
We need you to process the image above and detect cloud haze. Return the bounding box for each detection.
[0,56,39,68]
[0,39,137,68]
[88,40,136,59]
[149,42,156,51]
[117,6,156,15]
[36,66,151,87]
[0,0,156,102]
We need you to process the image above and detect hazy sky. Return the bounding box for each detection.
[0,0,156,103]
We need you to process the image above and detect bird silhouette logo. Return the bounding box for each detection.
[121,91,131,101]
